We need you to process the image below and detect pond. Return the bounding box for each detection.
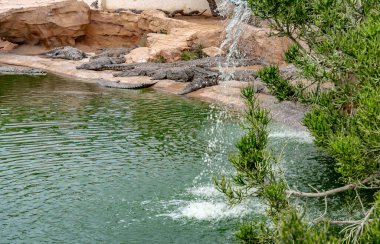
[0,74,339,243]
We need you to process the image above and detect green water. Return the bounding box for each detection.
[0,74,340,243]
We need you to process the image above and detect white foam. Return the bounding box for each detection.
[167,201,253,221]
[269,131,314,143]
[188,185,222,198]
[159,185,263,221]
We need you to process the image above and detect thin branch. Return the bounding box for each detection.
[354,188,366,216]
[329,219,374,225]
[287,183,357,197]
[313,196,328,222]
[287,174,379,198]
[353,206,375,244]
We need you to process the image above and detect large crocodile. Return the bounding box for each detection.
[90,47,135,60]
[41,46,87,61]
[77,57,126,70]
[96,79,157,89]
[178,77,219,95]
[0,66,47,75]
[99,57,265,72]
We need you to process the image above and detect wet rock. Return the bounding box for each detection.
[0,65,46,75]
[77,57,126,70]
[97,79,157,89]
[41,46,87,61]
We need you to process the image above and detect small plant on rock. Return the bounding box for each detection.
[181,43,205,61]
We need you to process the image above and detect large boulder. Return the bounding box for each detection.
[0,0,90,47]
[238,25,293,64]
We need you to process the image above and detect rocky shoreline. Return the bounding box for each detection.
[0,53,307,129]
[0,0,308,129]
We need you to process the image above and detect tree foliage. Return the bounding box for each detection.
[217,0,380,242]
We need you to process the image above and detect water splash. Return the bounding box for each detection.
[160,184,262,221]
[192,105,238,185]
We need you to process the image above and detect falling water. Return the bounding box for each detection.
[164,1,261,222]
[217,0,252,82]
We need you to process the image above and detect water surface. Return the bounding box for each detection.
[0,74,340,243]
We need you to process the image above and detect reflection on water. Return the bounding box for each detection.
[0,74,340,243]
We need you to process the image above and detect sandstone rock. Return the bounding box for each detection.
[0,0,90,47]
[238,25,293,64]
[0,40,18,51]
[83,9,196,49]
[202,47,223,57]
[125,47,155,63]
[145,29,196,62]
[82,9,222,57]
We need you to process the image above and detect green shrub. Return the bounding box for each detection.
[153,55,167,63]
[257,65,298,101]
[218,0,380,242]
[180,43,205,61]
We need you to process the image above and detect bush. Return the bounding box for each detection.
[217,0,380,242]
[257,65,298,101]
[180,43,205,61]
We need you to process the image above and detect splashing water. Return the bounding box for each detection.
[167,1,256,222]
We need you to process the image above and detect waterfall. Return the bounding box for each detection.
[163,1,261,222]
[217,0,252,82]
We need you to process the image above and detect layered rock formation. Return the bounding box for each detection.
[0,0,293,64]
[0,0,90,47]
[84,10,223,62]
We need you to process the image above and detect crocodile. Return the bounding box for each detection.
[97,79,157,89]
[0,66,47,76]
[77,57,126,71]
[222,70,258,81]
[178,76,219,95]
[111,57,265,74]
[90,47,136,60]
[41,46,87,61]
